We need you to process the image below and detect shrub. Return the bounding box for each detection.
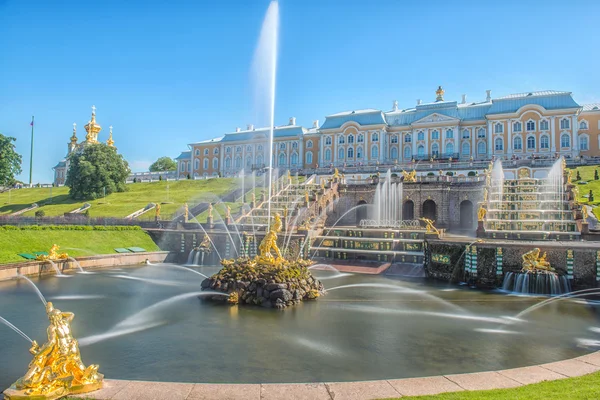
[159,175,163,181]
[427,172,435,176]
[446,172,454,176]
[0,225,140,232]
[595,170,599,180]
[576,170,582,181]
[35,209,45,218]
[468,171,476,176]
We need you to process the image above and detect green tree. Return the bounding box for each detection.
[149,156,177,172]
[0,134,23,186]
[66,143,130,200]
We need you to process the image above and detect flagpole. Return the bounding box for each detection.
[29,116,34,186]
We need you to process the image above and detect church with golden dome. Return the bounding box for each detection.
[53,106,116,185]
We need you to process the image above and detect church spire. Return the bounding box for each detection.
[70,123,78,144]
[107,125,115,147]
[84,105,102,142]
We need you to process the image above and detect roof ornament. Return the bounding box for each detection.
[71,123,78,144]
[392,100,399,111]
[107,125,115,147]
[435,86,444,102]
[486,90,492,102]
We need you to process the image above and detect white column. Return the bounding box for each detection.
[572,115,579,154]
[441,128,446,156]
[487,121,493,157]
[424,129,429,158]
[471,127,476,158]
[550,116,556,153]
[333,135,337,165]
[219,145,224,174]
[411,129,417,159]
[319,135,324,166]
[507,119,513,158]
[299,138,303,168]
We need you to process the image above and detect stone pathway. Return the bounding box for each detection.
[77,352,600,400]
[585,205,598,230]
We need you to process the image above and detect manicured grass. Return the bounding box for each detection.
[567,165,600,219]
[0,226,160,264]
[383,371,600,400]
[0,179,240,219]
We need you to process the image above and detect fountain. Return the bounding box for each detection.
[186,234,213,266]
[501,248,570,295]
[373,169,403,225]
[35,245,70,276]
[4,302,103,400]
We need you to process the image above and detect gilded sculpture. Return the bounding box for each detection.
[184,203,189,222]
[208,203,213,219]
[333,168,340,179]
[477,204,487,221]
[583,206,588,220]
[483,187,488,202]
[36,244,69,261]
[226,205,232,219]
[4,302,103,400]
[257,213,283,264]
[401,170,417,182]
[155,203,161,218]
[198,234,212,253]
[521,248,554,273]
[419,218,440,235]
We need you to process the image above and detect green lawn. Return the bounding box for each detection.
[384,371,600,400]
[567,165,600,219]
[0,226,160,264]
[0,179,241,219]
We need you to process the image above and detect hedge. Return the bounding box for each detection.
[0,225,142,232]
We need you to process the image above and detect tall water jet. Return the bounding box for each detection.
[373,169,402,224]
[490,159,504,207]
[251,0,279,224]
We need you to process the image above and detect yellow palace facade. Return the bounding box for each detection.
[174,88,600,178]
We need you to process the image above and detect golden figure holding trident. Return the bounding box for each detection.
[4,302,103,400]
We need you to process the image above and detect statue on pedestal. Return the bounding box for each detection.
[521,248,554,273]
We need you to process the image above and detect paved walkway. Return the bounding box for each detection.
[81,352,600,400]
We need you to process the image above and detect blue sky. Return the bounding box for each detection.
[1,0,599,183]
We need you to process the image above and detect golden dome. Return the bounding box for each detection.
[107,125,115,147]
[84,105,102,142]
[435,86,445,102]
[70,123,78,144]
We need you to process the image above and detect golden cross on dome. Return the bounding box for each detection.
[91,105,96,115]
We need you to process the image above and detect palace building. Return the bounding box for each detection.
[53,106,116,185]
[172,88,600,179]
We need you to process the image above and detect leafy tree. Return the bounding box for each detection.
[595,169,598,180]
[35,209,45,218]
[576,170,581,181]
[0,134,23,186]
[149,156,177,172]
[66,143,130,200]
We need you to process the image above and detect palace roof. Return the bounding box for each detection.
[582,103,600,112]
[220,125,306,143]
[487,91,580,114]
[321,109,387,129]
[175,151,191,160]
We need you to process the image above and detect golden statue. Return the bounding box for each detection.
[321,180,325,189]
[521,248,555,273]
[226,205,232,219]
[184,203,189,222]
[283,205,288,218]
[36,244,68,261]
[401,170,417,182]
[333,168,340,179]
[419,218,440,235]
[208,203,213,219]
[478,204,487,221]
[251,193,256,204]
[155,203,161,218]
[4,302,103,400]
[287,170,292,184]
[582,206,588,220]
[258,213,283,264]
[483,187,488,202]
[567,170,573,184]
[199,234,211,252]
[305,191,309,204]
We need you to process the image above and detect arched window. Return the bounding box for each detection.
[495,138,503,151]
[540,120,549,131]
[325,136,332,145]
[446,129,454,139]
[403,146,411,159]
[580,135,589,151]
[306,141,313,148]
[446,142,454,155]
[257,145,263,151]
[560,118,570,130]
[372,133,379,142]
[195,149,200,156]
[462,142,470,155]
[236,146,242,153]
[513,121,522,132]
[203,159,208,169]
[431,143,439,157]
[246,157,252,167]
[226,147,231,154]
[292,142,298,149]
[580,121,588,130]
[462,129,470,139]
[527,136,536,150]
[187,163,191,172]
[417,131,424,141]
[404,134,412,143]
[338,136,345,144]
[213,148,219,155]
[225,158,231,168]
[256,155,263,165]
[347,148,354,158]
[291,153,298,165]
[357,134,364,143]
[348,134,354,144]
[338,148,344,159]
[306,151,313,164]
[495,123,504,133]
[391,147,398,159]
[561,134,570,148]
[371,145,378,158]
[357,147,363,158]
[212,158,218,169]
[513,137,522,150]
[278,153,286,166]
[391,135,399,144]
[196,159,200,169]
[432,130,440,140]
[180,163,185,172]
[540,135,549,149]
[325,149,331,161]
[235,157,241,168]
[478,141,486,154]
[526,120,535,131]
[279,143,286,150]
[246,145,252,152]
[478,128,486,138]
[417,145,425,157]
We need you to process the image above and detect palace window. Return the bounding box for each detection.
[513,122,522,132]
[462,142,470,155]
[180,163,185,172]
[257,145,263,151]
[325,136,332,145]
[357,147,363,158]
[372,132,379,142]
[278,153,285,166]
[187,163,191,172]
[338,136,345,144]
[404,134,412,143]
[338,148,344,159]
[246,157,252,167]
[279,143,286,150]
[432,143,439,157]
[235,157,241,168]
[348,148,354,158]
[403,146,411,159]
[391,135,399,144]
[291,153,298,165]
[292,142,298,149]
[462,129,470,139]
[580,121,588,130]
[214,148,219,155]
[540,120,549,131]
[391,147,398,159]
[203,159,208,169]
[527,136,536,150]
[446,129,454,139]
[236,146,242,153]
[371,145,378,158]
[580,135,589,151]
[348,134,354,144]
[561,134,570,148]
[560,118,570,130]
[432,130,440,140]
[195,149,201,156]
[478,141,486,154]
[212,158,218,169]
[478,128,486,138]
[417,145,425,157]
[513,137,522,150]
[357,134,364,143]
[495,123,504,134]
[256,155,263,165]
[225,158,231,168]
[495,138,503,151]
[247,145,252,152]
[540,135,549,149]
[325,149,331,161]
[417,131,424,141]
[446,142,454,155]
[526,120,535,131]
[306,141,313,148]
[306,151,313,164]
[226,147,231,153]
[196,159,200,170]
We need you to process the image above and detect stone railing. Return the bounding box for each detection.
[359,219,425,229]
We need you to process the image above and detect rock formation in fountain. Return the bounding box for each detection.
[201,213,325,309]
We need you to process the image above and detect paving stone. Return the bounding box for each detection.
[498,366,566,385]
[388,376,464,396]
[541,359,600,377]
[326,380,400,400]
[78,379,131,399]
[186,383,260,400]
[111,381,194,400]
[445,371,522,391]
[575,351,600,367]
[261,383,332,400]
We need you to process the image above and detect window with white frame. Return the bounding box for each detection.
[246,145,252,152]
[357,147,363,158]
[236,146,242,153]
[540,135,549,149]
[431,143,439,157]
[561,134,570,148]
[357,134,364,143]
[403,146,411,159]
[306,141,313,148]
[348,148,354,158]
[495,137,503,151]
[417,145,425,157]
[391,135,399,144]
[540,120,549,131]
[526,120,535,131]
[187,163,191,172]
[371,145,378,158]
[513,121,522,132]
[527,136,535,150]
[513,137,522,150]
[278,154,285,166]
[478,128,486,138]
[202,159,207,169]
[462,142,470,155]
[180,163,184,172]
[560,118,570,130]
[417,131,424,141]
[580,121,588,130]
[478,141,486,154]
[212,158,218,169]
[404,134,412,143]
[338,148,344,159]
[291,153,298,165]
[293,142,298,149]
[348,135,354,144]
[325,136,332,145]
[462,129,470,139]
[325,149,331,161]
[372,132,379,142]
[279,143,286,150]
[391,147,398,159]
[225,158,231,168]
[338,136,345,144]
[306,151,313,164]
[195,149,200,156]
[446,142,454,155]
[432,130,440,140]
[445,129,453,139]
[235,157,241,168]
[195,159,200,169]
[580,135,589,150]
[226,147,231,153]
[495,123,504,133]
[213,148,219,155]
[257,145,263,151]
[246,157,252,167]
